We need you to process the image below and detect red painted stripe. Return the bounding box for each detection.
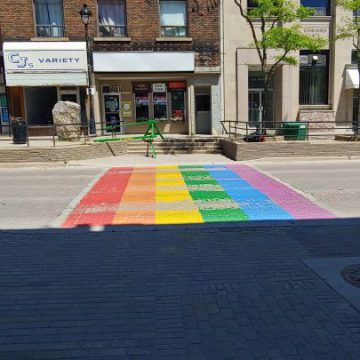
[63,168,133,228]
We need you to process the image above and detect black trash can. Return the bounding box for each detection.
[12,119,27,144]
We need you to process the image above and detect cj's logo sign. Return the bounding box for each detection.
[8,52,33,69]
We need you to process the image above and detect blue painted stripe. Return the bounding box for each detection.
[204,166,294,220]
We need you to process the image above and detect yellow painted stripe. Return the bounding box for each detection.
[155,166,203,224]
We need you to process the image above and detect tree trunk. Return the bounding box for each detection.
[262,72,271,135]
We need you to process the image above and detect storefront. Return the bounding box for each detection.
[92,52,221,135]
[3,42,88,136]
[345,66,360,130]
[0,55,10,134]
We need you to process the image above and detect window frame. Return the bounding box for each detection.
[300,0,331,16]
[299,50,330,106]
[159,0,188,38]
[32,0,65,38]
[97,0,128,38]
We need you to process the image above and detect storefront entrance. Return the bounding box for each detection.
[195,87,211,134]
[103,86,123,134]
[248,89,274,128]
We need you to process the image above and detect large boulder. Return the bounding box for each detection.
[52,101,81,141]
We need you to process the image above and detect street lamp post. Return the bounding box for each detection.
[79,4,95,136]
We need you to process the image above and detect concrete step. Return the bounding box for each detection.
[127,144,221,150]
[127,149,222,154]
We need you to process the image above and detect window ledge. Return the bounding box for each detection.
[31,37,69,42]
[299,105,333,111]
[94,37,132,42]
[156,37,193,42]
[301,16,332,22]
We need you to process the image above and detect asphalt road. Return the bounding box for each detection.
[1,159,359,229]
[255,159,360,218]
[0,167,101,229]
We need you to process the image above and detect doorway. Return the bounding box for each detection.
[102,85,123,134]
[248,89,274,128]
[195,87,211,135]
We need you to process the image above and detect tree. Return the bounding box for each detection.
[336,0,360,135]
[234,0,327,131]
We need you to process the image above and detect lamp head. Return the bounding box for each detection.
[79,4,92,25]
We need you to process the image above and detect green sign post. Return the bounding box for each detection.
[94,119,164,158]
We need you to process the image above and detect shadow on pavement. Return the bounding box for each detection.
[0,218,360,359]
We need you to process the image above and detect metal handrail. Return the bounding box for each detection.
[221,120,360,141]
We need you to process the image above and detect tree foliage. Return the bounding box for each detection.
[336,0,360,48]
[234,0,327,127]
[234,0,327,71]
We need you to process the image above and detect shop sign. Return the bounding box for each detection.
[122,101,132,117]
[169,81,187,89]
[134,83,151,92]
[152,83,167,93]
[301,26,329,40]
[4,50,87,72]
[3,42,88,86]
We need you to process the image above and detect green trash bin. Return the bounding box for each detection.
[282,122,308,140]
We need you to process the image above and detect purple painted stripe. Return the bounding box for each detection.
[228,164,336,220]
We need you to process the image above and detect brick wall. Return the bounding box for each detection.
[0,0,220,67]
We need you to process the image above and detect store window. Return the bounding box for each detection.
[98,0,127,37]
[160,0,187,37]
[247,0,257,10]
[34,0,64,37]
[353,89,359,124]
[301,0,330,16]
[134,83,150,121]
[25,87,58,125]
[352,50,359,64]
[299,51,329,105]
[152,83,168,120]
[169,82,186,121]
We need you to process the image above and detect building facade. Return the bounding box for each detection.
[222,0,357,135]
[1,0,221,136]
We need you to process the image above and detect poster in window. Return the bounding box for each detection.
[171,89,185,121]
[152,83,167,93]
[153,93,167,105]
[104,95,120,113]
[122,101,132,117]
[135,91,149,121]
[135,91,149,105]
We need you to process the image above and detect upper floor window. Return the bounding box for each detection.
[160,0,187,37]
[301,0,330,16]
[98,0,126,37]
[34,0,64,37]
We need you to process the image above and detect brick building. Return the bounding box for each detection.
[1,0,221,136]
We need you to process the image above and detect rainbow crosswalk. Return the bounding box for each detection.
[63,164,335,227]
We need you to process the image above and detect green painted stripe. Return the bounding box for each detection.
[200,208,248,222]
[179,166,248,222]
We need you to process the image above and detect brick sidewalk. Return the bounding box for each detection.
[0,222,360,359]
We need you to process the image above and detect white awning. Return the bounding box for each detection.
[345,68,359,89]
[93,52,195,73]
[3,42,88,86]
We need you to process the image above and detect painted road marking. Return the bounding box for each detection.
[63,164,335,227]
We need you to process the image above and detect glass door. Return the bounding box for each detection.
[248,90,274,129]
[248,91,261,128]
[103,86,123,134]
